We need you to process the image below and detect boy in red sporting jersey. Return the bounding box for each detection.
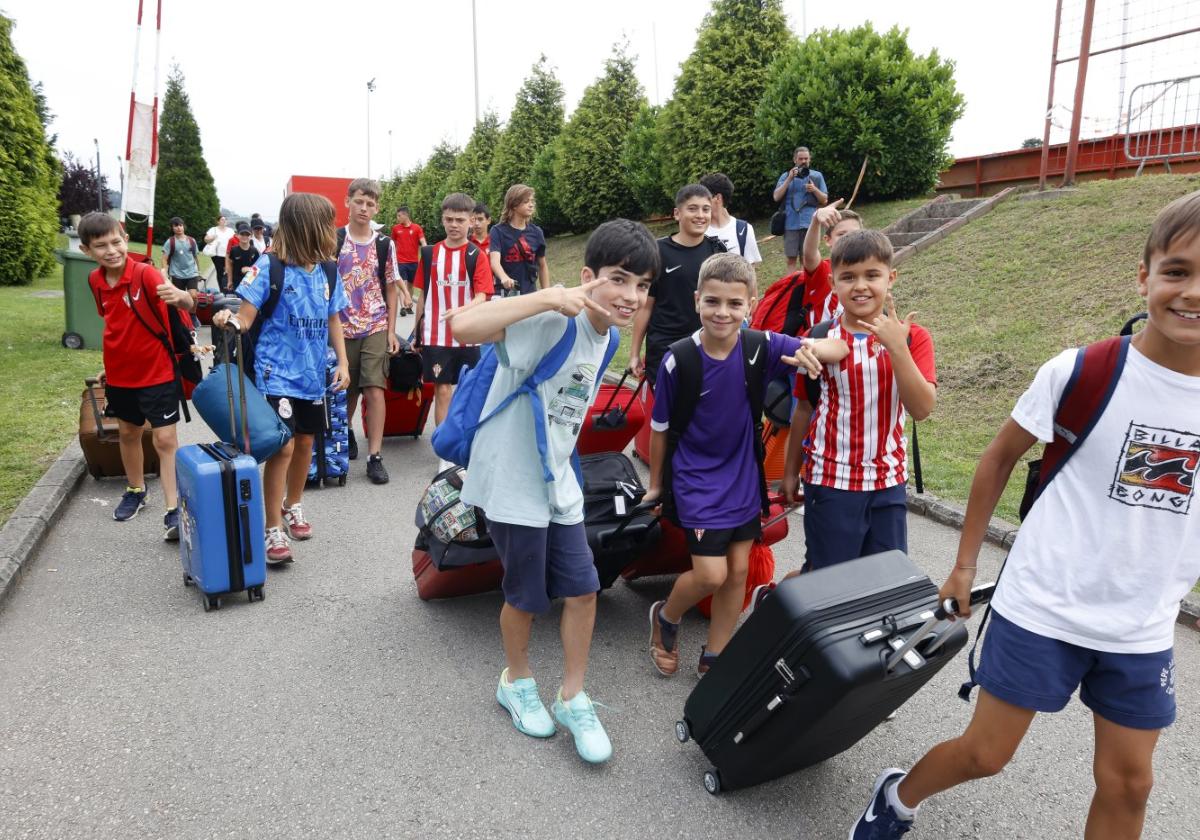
[78,212,196,539]
[391,205,426,316]
[781,229,937,570]
[413,193,495,429]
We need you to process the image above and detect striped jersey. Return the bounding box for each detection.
[415,241,494,347]
[795,320,936,491]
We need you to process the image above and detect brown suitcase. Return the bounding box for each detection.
[79,376,160,480]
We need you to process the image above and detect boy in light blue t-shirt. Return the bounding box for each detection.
[448,219,659,765]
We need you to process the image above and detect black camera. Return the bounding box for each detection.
[797,166,811,179]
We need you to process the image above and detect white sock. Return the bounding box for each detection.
[885,775,919,821]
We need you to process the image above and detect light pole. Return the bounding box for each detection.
[471,0,480,123]
[93,138,103,210]
[388,129,393,177]
[366,78,376,174]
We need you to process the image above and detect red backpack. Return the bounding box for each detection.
[751,271,809,336]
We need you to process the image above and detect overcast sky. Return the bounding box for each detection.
[8,0,1065,220]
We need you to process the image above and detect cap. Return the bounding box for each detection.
[235,221,251,233]
[251,219,265,230]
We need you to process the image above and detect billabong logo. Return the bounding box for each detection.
[1109,423,1199,514]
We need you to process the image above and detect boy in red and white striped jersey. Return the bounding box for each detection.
[414,192,496,427]
[781,229,937,569]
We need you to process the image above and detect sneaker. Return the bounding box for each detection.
[697,645,719,677]
[348,429,359,461]
[495,668,556,738]
[113,487,147,522]
[649,600,680,676]
[281,503,312,540]
[366,454,390,485]
[265,527,293,565]
[552,689,612,764]
[749,582,777,615]
[163,507,180,542]
[849,769,914,839]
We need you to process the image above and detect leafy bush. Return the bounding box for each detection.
[407,142,461,240]
[553,44,645,230]
[58,153,110,218]
[756,24,964,201]
[622,104,672,219]
[486,57,564,204]
[527,137,569,235]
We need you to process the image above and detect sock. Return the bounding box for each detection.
[127,486,144,494]
[658,609,680,652]
[165,507,177,513]
[885,776,918,821]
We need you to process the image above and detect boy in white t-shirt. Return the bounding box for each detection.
[700,172,762,265]
[850,189,1200,839]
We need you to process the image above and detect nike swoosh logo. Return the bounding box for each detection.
[131,290,142,302]
[700,389,711,397]
[864,797,879,823]
[747,346,761,365]
[664,265,681,274]
[163,411,178,420]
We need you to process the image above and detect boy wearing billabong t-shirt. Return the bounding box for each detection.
[643,253,847,677]
[849,190,1200,840]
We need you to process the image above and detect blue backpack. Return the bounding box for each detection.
[432,317,620,481]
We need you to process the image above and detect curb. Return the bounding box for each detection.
[907,488,1200,631]
[0,439,86,609]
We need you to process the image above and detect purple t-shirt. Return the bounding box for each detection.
[650,331,802,528]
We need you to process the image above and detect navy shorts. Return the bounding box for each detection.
[977,610,1176,730]
[396,262,418,284]
[489,520,600,614]
[802,482,907,570]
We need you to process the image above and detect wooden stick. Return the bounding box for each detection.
[846,156,870,209]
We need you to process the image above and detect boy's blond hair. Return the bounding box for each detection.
[273,193,337,266]
[1144,189,1200,266]
[698,252,756,295]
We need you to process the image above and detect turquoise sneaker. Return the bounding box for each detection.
[552,688,612,764]
[495,668,555,738]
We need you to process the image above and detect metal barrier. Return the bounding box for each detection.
[1125,74,1200,174]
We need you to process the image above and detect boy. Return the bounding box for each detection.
[224,221,261,294]
[470,202,491,251]
[78,212,195,538]
[446,218,660,764]
[413,193,495,429]
[644,253,847,676]
[391,205,426,316]
[161,217,202,295]
[700,173,762,265]
[250,217,269,254]
[849,190,1200,840]
[335,178,407,484]
[781,230,937,571]
[629,184,727,388]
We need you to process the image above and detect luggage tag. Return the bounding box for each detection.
[614,480,639,517]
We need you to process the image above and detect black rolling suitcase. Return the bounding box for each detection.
[579,452,661,588]
[678,550,992,794]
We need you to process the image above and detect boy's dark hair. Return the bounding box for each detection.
[675,183,712,207]
[397,205,410,215]
[1143,189,1200,267]
[442,192,475,214]
[830,229,894,269]
[347,177,381,201]
[170,216,184,227]
[699,173,734,205]
[584,219,660,278]
[697,252,755,294]
[472,202,491,218]
[77,212,122,246]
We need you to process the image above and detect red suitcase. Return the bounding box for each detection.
[412,548,503,601]
[363,383,435,439]
[633,382,654,462]
[578,372,646,456]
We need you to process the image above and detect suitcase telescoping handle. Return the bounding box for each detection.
[593,369,645,430]
[884,583,996,673]
[84,377,116,442]
[605,499,662,544]
[222,323,252,456]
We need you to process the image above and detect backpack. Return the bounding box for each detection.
[335,227,392,308]
[734,219,748,255]
[431,317,620,481]
[165,235,198,260]
[751,271,809,336]
[241,255,339,378]
[88,262,202,420]
[661,329,771,520]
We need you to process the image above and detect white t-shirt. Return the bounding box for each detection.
[460,311,611,527]
[707,216,762,264]
[993,345,1200,653]
[205,225,236,257]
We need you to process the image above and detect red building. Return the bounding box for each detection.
[285,175,354,227]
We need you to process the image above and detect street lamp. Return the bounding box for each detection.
[366,78,376,174]
[388,129,393,177]
[93,138,102,211]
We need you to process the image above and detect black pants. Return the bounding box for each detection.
[211,257,228,291]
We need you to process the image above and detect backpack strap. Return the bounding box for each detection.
[124,264,193,422]
[742,329,771,515]
[188,236,198,257]
[802,319,835,406]
[260,254,288,322]
[419,244,434,290]
[735,220,748,255]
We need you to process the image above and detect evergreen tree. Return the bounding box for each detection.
[553,43,646,229]
[0,15,60,285]
[756,24,964,200]
[527,137,569,235]
[622,104,672,218]
[139,66,220,243]
[443,111,501,208]
[659,0,791,217]
[408,141,461,241]
[486,57,564,203]
[378,166,420,230]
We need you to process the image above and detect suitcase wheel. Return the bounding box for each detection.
[203,594,221,612]
[703,769,722,796]
[674,720,691,744]
[338,475,347,487]
[182,573,193,588]
[248,586,265,602]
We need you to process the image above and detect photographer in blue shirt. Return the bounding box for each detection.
[773,146,828,271]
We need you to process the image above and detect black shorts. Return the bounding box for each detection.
[397,263,418,284]
[422,346,480,385]
[170,276,201,292]
[104,380,180,428]
[681,516,762,557]
[266,394,325,436]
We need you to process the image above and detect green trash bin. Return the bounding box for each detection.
[56,248,104,350]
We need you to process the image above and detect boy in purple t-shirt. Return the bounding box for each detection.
[643,253,848,677]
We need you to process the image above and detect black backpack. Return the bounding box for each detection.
[240,255,339,378]
[661,329,771,519]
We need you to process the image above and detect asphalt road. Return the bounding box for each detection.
[2,326,1198,839]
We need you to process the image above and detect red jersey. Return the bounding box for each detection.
[88,259,177,388]
[415,241,494,347]
[391,222,425,264]
[470,234,489,251]
[796,320,936,492]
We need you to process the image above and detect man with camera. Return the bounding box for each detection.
[772,146,828,271]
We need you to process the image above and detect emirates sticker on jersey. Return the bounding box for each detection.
[1109,423,1199,515]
